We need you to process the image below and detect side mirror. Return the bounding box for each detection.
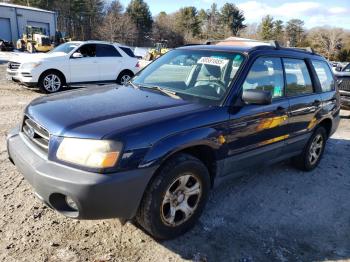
[72,52,83,58]
[242,89,272,105]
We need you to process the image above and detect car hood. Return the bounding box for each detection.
[10,52,67,63]
[26,85,205,138]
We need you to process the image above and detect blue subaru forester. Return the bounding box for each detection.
[7,41,340,239]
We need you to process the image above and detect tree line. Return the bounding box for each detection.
[9,0,350,61]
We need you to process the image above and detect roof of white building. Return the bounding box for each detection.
[0,2,56,14]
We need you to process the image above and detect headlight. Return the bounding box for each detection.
[56,138,122,168]
[21,62,41,70]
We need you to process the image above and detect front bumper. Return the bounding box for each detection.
[6,128,156,220]
[6,68,39,86]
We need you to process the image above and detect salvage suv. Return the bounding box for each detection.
[7,40,340,239]
[334,63,350,109]
[6,41,140,93]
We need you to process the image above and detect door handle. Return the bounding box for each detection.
[313,100,321,106]
[275,106,287,113]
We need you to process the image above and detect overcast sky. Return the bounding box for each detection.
[118,0,350,29]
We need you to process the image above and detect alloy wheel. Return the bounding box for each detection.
[43,74,61,92]
[120,74,131,85]
[161,173,202,227]
[308,134,324,165]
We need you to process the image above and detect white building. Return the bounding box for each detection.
[0,2,57,42]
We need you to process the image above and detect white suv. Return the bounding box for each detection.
[6,41,140,93]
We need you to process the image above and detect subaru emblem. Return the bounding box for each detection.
[27,127,35,139]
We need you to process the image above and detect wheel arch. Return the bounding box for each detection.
[317,118,332,138]
[140,128,221,188]
[38,69,67,86]
[117,69,134,79]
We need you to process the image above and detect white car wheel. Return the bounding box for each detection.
[41,73,62,93]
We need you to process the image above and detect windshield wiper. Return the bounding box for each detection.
[139,85,182,99]
[128,81,139,89]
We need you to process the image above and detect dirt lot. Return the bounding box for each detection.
[0,60,350,262]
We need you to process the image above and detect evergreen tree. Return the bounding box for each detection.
[273,20,284,44]
[220,3,246,36]
[126,0,153,45]
[286,19,305,47]
[259,15,274,40]
[174,7,200,41]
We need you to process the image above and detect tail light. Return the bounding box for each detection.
[135,61,140,68]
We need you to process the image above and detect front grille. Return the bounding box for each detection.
[8,62,20,71]
[338,78,350,92]
[22,116,50,152]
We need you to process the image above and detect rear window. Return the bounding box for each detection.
[120,47,135,57]
[283,58,313,97]
[311,60,334,92]
[96,44,121,57]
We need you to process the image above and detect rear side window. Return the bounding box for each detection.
[283,58,313,96]
[96,44,121,57]
[243,57,284,98]
[312,60,334,92]
[120,47,135,57]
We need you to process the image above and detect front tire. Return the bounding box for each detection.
[293,126,327,171]
[27,43,35,53]
[39,71,64,93]
[136,153,211,239]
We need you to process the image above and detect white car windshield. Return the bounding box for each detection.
[49,43,80,54]
[132,49,245,105]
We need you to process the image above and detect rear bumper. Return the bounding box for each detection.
[6,128,156,220]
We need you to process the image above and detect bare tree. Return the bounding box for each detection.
[99,1,137,45]
[308,27,344,60]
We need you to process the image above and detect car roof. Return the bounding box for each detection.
[70,41,133,49]
[178,42,324,60]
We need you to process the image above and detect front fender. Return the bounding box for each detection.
[139,127,222,168]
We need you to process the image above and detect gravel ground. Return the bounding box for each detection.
[0,60,350,262]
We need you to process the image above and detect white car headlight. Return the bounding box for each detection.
[21,62,42,70]
[57,138,122,168]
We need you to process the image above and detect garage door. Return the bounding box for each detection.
[27,21,50,35]
[0,18,12,41]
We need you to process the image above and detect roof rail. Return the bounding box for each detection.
[291,47,315,54]
[203,38,317,55]
[269,40,280,49]
[204,39,262,45]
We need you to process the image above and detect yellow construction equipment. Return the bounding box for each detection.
[145,41,169,61]
[16,26,53,53]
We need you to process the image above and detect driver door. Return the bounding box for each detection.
[223,56,290,176]
[69,44,99,83]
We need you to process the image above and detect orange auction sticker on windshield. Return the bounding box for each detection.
[198,57,229,67]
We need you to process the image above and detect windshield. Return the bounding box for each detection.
[132,49,245,105]
[49,42,80,54]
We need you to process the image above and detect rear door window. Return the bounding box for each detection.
[311,60,334,92]
[119,47,135,57]
[96,44,122,57]
[243,57,284,98]
[283,58,313,96]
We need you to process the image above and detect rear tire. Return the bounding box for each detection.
[116,71,133,85]
[293,126,327,171]
[39,71,64,93]
[136,153,211,239]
